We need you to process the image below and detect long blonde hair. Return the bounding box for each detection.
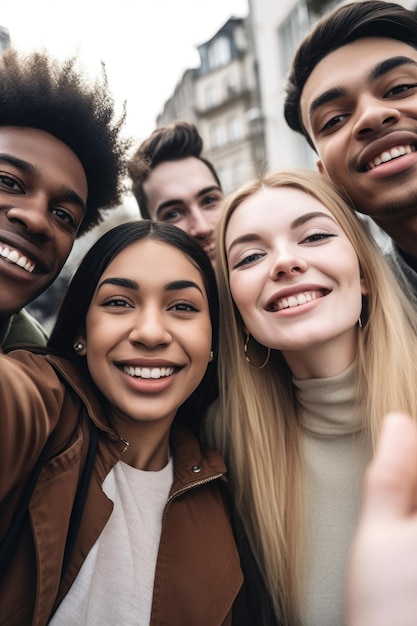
[212,169,417,623]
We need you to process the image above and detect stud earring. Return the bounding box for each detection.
[73,342,84,353]
[210,350,214,360]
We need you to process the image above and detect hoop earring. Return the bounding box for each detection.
[244,333,270,370]
[358,316,363,329]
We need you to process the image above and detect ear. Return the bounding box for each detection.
[317,159,325,175]
[360,277,368,296]
[74,335,87,356]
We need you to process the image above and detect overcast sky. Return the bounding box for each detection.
[2,0,249,144]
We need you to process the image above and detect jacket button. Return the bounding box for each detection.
[191,464,202,473]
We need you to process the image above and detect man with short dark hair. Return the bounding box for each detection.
[128,121,223,265]
[0,48,129,348]
[284,0,417,305]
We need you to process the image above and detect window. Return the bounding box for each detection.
[278,4,309,77]
[205,84,219,108]
[217,166,233,195]
[208,37,231,70]
[228,117,242,142]
[231,160,246,189]
[224,75,238,98]
[210,124,225,149]
[0,28,10,52]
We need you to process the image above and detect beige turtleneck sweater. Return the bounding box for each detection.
[294,362,372,626]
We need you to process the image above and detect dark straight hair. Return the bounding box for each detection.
[128,121,222,219]
[49,220,219,433]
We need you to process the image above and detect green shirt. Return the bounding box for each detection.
[1,309,48,350]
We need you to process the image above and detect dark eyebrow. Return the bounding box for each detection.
[97,277,138,291]
[309,55,417,120]
[0,153,36,174]
[57,188,87,215]
[369,55,417,81]
[309,87,347,119]
[0,153,87,214]
[96,277,203,295]
[227,211,337,254]
[196,185,222,198]
[165,279,203,295]
[155,185,222,219]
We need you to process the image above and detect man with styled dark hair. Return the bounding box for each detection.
[0,48,129,348]
[284,0,417,305]
[128,121,223,265]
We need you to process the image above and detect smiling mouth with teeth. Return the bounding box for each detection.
[121,365,176,379]
[0,244,36,273]
[267,289,328,312]
[365,144,415,171]
[203,242,215,254]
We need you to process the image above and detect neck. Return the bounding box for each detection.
[397,247,417,272]
[282,329,358,379]
[374,214,417,267]
[110,413,173,471]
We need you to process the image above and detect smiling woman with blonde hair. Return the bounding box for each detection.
[206,169,417,625]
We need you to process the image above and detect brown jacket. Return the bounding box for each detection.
[0,350,244,625]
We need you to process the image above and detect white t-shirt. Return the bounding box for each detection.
[50,457,173,626]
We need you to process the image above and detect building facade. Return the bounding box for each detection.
[157,68,198,128]
[248,0,417,171]
[0,26,10,53]
[157,16,266,195]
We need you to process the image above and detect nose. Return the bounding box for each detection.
[188,208,213,240]
[269,246,308,280]
[7,194,53,239]
[128,307,172,349]
[353,96,400,138]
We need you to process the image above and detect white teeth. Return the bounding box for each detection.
[367,144,414,169]
[0,244,36,273]
[271,290,323,311]
[122,365,175,379]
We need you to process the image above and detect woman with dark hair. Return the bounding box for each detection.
[0,221,244,625]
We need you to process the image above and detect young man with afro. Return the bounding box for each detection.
[0,48,130,349]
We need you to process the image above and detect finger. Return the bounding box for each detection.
[361,412,417,521]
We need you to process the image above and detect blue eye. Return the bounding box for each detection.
[159,209,182,222]
[234,252,264,269]
[302,232,336,243]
